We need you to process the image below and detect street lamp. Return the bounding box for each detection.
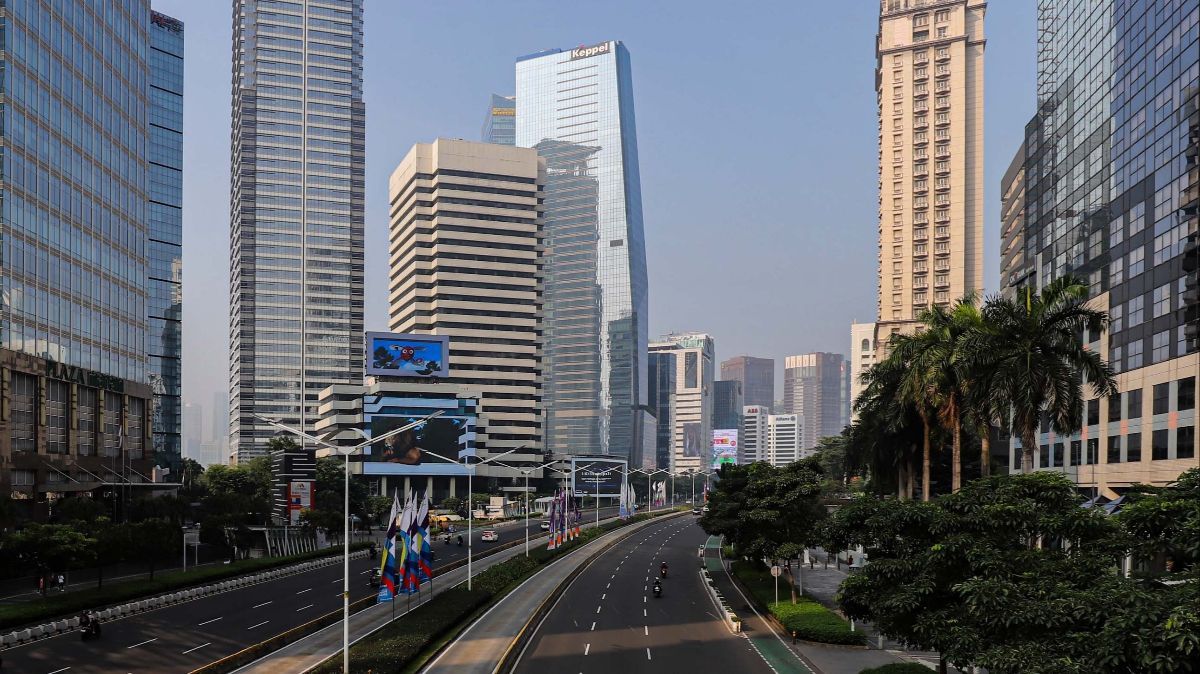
[545,462,621,529]
[629,468,667,512]
[254,411,441,674]
[419,447,518,590]
[494,459,559,557]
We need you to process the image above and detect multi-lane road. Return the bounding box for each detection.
[513,517,775,674]
[3,511,615,674]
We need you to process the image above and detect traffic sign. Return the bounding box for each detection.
[770,565,781,577]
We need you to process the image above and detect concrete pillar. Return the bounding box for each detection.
[426,475,434,497]
[449,477,457,498]
[403,476,411,501]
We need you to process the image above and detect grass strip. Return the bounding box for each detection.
[731,560,865,646]
[857,664,935,674]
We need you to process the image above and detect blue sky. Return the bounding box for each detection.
[150,0,1037,424]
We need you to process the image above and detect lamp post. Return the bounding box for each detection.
[630,468,666,512]
[420,447,518,590]
[254,412,441,674]
[495,459,558,557]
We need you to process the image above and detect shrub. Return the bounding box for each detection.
[771,599,866,646]
[858,664,934,674]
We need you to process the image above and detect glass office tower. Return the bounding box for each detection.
[516,41,649,461]
[482,94,516,145]
[1004,0,1199,490]
[229,0,366,462]
[148,11,184,471]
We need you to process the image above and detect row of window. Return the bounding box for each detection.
[1024,426,1196,469]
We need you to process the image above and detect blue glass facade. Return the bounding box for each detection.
[482,94,515,145]
[0,0,150,382]
[516,41,649,462]
[148,10,183,471]
[229,0,367,462]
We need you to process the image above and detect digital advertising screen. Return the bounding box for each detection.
[570,458,627,498]
[711,429,738,469]
[365,332,450,378]
[362,416,471,470]
[682,423,703,458]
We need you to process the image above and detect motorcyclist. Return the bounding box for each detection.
[369,569,380,588]
[368,543,377,560]
[652,579,662,596]
[457,535,464,546]
[660,561,668,578]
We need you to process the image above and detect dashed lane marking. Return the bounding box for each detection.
[182,642,210,655]
[197,617,222,626]
[297,604,314,611]
[584,643,591,656]
[247,620,270,630]
[126,637,157,649]
[252,601,272,609]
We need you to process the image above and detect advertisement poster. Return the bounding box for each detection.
[711,429,738,469]
[365,416,470,465]
[683,423,702,458]
[366,332,450,378]
[570,458,627,498]
[288,480,314,525]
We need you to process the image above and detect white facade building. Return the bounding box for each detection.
[741,406,806,467]
[648,333,715,473]
[850,322,878,419]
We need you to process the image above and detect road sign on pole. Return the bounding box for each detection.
[771,565,781,604]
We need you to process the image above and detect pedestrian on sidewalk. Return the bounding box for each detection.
[37,575,44,596]
[57,573,65,592]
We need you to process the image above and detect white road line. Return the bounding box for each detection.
[591,621,596,631]
[252,601,272,609]
[247,620,270,630]
[646,647,652,660]
[332,578,341,584]
[601,593,606,599]
[644,608,647,617]
[47,668,71,674]
[197,617,222,626]
[595,605,602,614]
[606,583,610,589]
[126,637,157,649]
[643,596,647,603]
[644,625,649,636]
[297,603,314,611]
[585,643,591,656]
[296,588,311,595]
[182,642,211,655]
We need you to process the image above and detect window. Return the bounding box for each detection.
[103,394,122,458]
[1179,427,1196,460]
[894,86,903,100]
[684,352,698,389]
[861,339,871,352]
[1108,394,1122,422]
[1179,377,1195,411]
[1110,304,1124,332]
[47,380,69,455]
[1128,247,1145,277]
[893,55,903,66]
[1086,439,1099,465]
[12,470,35,487]
[10,373,37,453]
[1153,383,1170,414]
[936,95,949,107]
[1070,440,1081,466]
[1128,296,1145,327]
[937,26,948,37]
[1127,433,1142,462]
[1109,256,1124,285]
[893,293,902,305]
[913,30,929,41]
[1153,284,1172,318]
[937,47,949,59]
[1153,331,1171,363]
[915,67,927,79]
[1087,399,1099,425]
[78,387,97,456]
[936,112,949,124]
[1039,444,1050,468]
[1052,442,1064,467]
[1107,435,1121,463]
[893,245,903,258]
[1152,429,1169,460]
[1128,389,1143,419]
[1128,339,1143,369]
[935,9,950,21]
[914,14,929,27]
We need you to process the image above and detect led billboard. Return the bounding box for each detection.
[365,332,449,378]
[682,423,703,458]
[570,458,627,498]
[711,429,738,469]
[363,416,471,468]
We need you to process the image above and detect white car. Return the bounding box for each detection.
[539,520,551,531]
[481,530,499,542]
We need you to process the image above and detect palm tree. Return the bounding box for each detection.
[971,276,1119,473]
[884,331,943,501]
[854,359,918,499]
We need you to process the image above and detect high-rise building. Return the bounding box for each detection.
[849,322,877,418]
[482,94,516,145]
[784,353,848,449]
[148,11,185,473]
[1003,0,1198,491]
[516,40,649,463]
[712,380,743,430]
[388,139,546,453]
[647,351,677,472]
[875,0,986,353]
[648,333,714,473]
[768,414,803,466]
[999,142,1025,301]
[719,356,775,411]
[0,2,179,518]
[228,0,366,463]
[740,406,769,464]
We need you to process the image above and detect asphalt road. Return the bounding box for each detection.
[2,510,619,674]
[513,517,776,674]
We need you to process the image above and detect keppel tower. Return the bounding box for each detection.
[228,0,366,462]
[516,41,649,464]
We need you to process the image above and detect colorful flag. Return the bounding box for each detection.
[415,493,433,582]
[404,496,421,591]
[546,489,559,551]
[396,494,415,594]
[377,491,401,603]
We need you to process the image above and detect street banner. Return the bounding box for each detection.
[377,491,401,603]
[404,495,422,591]
[547,489,559,551]
[396,495,415,594]
[417,494,433,580]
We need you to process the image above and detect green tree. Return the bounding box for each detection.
[92,521,132,588]
[180,457,206,500]
[4,524,97,592]
[824,472,1127,674]
[127,519,180,580]
[440,496,463,515]
[881,332,942,501]
[970,277,1118,473]
[51,496,106,524]
[366,495,393,526]
[851,360,923,499]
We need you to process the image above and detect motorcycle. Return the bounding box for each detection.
[79,615,101,641]
[660,567,668,579]
[443,534,451,545]
[368,571,381,589]
[457,535,463,547]
[652,583,662,598]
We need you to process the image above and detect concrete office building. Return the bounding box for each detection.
[228,0,366,462]
[784,353,848,449]
[516,40,650,464]
[647,351,676,472]
[648,333,714,473]
[849,323,878,420]
[0,3,183,519]
[388,139,546,454]
[875,0,986,353]
[740,407,804,467]
[713,380,743,431]
[999,142,1025,301]
[720,356,774,411]
[1001,0,1198,492]
[482,94,516,145]
[740,406,769,464]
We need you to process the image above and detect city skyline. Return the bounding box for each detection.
[150,0,1036,427]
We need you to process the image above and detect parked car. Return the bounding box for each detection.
[481,529,499,542]
[539,520,551,531]
[691,508,701,515]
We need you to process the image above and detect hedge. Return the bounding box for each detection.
[858,664,934,674]
[731,560,865,646]
[311,511,673,673]
[0,543,369,631]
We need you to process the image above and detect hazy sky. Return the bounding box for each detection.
[149,0,1036,430]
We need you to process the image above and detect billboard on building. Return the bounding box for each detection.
[711,429,738,469]
[682,422,703,458]
[288,480,314,525]
[570,458,627,498]
[365,332,450,378]
[363,416,471,466]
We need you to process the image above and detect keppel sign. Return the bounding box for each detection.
[570,41,611,60]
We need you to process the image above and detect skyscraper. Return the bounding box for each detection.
[516,41,649,462]
[875,0,986,351]
[0,2,179,518]
[1002,0,1198,491]
[719,356,775,411]
[388,139,545,454]
[999,142,1025,301]
[712,380,743,430]
[648,333,714,473]
[229,0,366,462]
[784,353,848,449]
[482,94,516,145]
[647,351,676,472]
[149,10,185,473]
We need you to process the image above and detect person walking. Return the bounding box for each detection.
[57,574,65,592]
